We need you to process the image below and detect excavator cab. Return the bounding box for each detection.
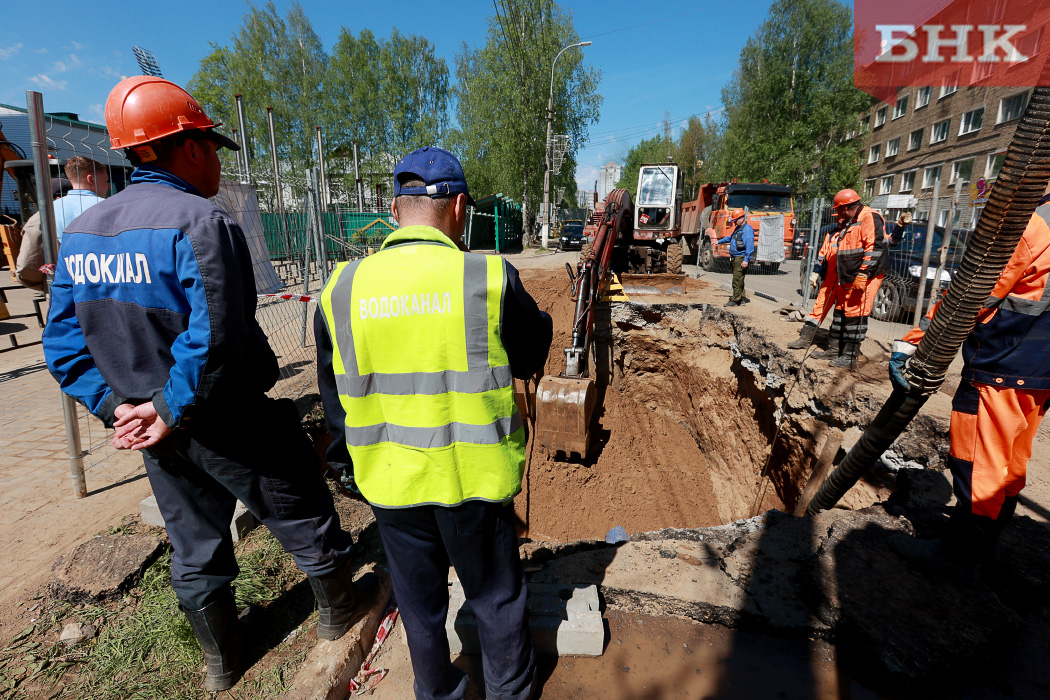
[635,164,682,233]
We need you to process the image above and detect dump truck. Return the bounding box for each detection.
[680,181,795,272]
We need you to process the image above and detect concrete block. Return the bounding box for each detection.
[139,494,259,542]
[447,580,603,657]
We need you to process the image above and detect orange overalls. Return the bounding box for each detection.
[903,205,1050,521]
[832,206,888,352]
[806,227,842,325]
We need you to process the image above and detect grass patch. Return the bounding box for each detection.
[2,527,313,700]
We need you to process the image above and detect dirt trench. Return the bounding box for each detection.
[516,269,945,543]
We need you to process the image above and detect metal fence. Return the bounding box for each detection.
[696,187,976,352]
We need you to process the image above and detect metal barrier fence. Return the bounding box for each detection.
[695,187,976,353]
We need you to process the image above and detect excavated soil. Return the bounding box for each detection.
[514,268,944,543]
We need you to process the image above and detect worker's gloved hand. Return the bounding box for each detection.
[897,212,913,226]
[889,340,917,392]
[808,272,821,290]
[337,467,365,501]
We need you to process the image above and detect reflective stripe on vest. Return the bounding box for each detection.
[319,228,525,508]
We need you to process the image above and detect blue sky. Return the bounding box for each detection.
[0,0,776,190]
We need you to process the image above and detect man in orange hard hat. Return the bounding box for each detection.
[821,188,889,368]
[42,76,373,692]
[717,208,755,306]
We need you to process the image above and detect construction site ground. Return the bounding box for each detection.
[1,249,1050,698]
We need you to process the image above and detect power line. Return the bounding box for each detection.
[580,0,737,40]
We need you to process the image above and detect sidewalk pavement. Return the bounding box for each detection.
[0,283,152,631]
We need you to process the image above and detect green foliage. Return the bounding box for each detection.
[713,0,870,197]
[188,1,449,194]
[450,0,601,225]
[324,27,450,194]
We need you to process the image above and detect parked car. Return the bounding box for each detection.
[558,221,585,251]
[871,220,972,322]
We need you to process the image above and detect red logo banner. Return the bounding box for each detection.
[855,0,1050,103]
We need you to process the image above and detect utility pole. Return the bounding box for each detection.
[541,40,590,250]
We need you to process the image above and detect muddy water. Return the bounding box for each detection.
[454,610,880,700]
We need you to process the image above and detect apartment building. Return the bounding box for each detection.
[857,85,1031,229]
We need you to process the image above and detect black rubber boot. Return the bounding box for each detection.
[787,321,818,349]
[890,506,994,584]
[308,563,379,641]
[828,341,858,368]
[811,334,840,359]
[182,588,242,692]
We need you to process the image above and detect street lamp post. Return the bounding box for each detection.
[541,40,590,250]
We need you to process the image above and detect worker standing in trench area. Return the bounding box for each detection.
[889,184,1050,582]
[42,76,375,693]
[718,208,755,307]
[820,189,889,369]
[787,211,911,354]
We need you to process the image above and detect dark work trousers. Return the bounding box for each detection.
[141,394,353,611]
[371,501,535,700]
[731,255,748,302]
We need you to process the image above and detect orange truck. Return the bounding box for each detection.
[680,181,795,272]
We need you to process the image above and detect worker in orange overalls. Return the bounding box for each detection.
[787,221,843,353]
[824,189,889,368]
[890,189,1050,582]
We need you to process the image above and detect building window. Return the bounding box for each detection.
[880,175,894,195]
[959,108,984,135]
[909,129,923,150]
[864,180,876,198]
[951,159,974,184]
[999,92,1028,123]
[886,138,900,157]
[986,152,1007,180]
[892,96,909,119]
[874,107,888,128]
[939,72,960,98]
[1014,27,1043,62]
[868,144,881,164]
[938,208,952,227]
[922,165,942,190]
[931,120,950,144]
[916,86,931,109]
[900,171,916,193]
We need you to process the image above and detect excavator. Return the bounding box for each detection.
[534,187,635,457]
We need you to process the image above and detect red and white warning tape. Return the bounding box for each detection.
[348,602,400,696]
[258,293,318,303]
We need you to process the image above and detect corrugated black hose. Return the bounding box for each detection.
[806,84,1050,516]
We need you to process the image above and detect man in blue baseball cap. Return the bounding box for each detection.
[314,146,552,700]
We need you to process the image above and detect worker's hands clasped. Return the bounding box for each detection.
[112,401,174,450]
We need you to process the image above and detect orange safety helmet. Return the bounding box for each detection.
[730,208,746,221]
[833,188,861,210]
[105,76,239,160]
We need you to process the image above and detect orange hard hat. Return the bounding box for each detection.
[833,188,861,209]
[105,76,239,155]
[730,208,746,220]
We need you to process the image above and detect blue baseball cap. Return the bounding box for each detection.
[394,146,473,204]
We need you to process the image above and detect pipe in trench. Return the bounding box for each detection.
[806,83,1050,515]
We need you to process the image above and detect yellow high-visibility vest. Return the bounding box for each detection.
[319,225,525,508]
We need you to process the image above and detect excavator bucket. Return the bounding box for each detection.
[619,273,687,296]
[534,375,597,457]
